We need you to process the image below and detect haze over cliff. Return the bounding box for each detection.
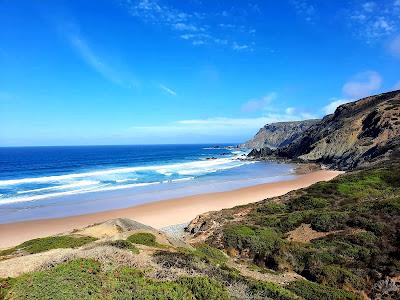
[249,90,400,170]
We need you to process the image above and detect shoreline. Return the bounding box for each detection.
[0,169,342,249]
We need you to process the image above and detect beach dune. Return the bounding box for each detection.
[0,169,341,249]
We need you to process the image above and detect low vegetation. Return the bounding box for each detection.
[127,232,163,248]
[204,163,400,298]
[1,258,229,300]
[100,239,139,254]
[0,235,97,257]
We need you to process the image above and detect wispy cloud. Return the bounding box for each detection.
[232,42,252,51]
[67,34,122,86]
[342,71,382,98]
[348,1,399,43]
[323,98,352,115]
[121,0,256,50]
[126,111,315,142]
[61,22,137,88]
[159,84,177,96]
[290,0,318,23]
[241,93,277,112]
[393,81,400,90]
[124,91,318,142]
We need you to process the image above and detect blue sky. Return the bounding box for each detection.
[1,0,400,146]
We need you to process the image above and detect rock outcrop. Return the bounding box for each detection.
[249,90,400,170]
[242,120,319,149]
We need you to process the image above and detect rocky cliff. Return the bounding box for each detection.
[249,90,400,170]
[242,120,319,149]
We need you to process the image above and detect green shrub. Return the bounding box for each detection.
[8,259,102,299]
[249,228,284,256]
[314,265,364,289]
[278,211,315,232]
[0,235,97,256]
[127,232,161,247]
[248,280,300,300]
[345,231,378,247]
[257,202,287,214]
[223,225,255,250]
[288,280,361,300]
[289,196,329,211]
[250,213,282,228]
[223,225,284,259]
[312,238,371,263]
[310,212,348,232]
[107,267,194,300]
[374,197,400,214]
[178,276,230,300]
[193,244,228,265]
[336,170,392,199]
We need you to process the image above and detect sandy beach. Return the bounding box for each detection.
[0,169,341,249]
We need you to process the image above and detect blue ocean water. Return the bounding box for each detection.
[0,145,295,223]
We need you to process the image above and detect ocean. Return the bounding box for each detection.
[0,145,295,223]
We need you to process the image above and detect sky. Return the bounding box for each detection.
[1,0,400,146]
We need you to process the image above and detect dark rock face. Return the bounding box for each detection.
[241,120,320,149]
[248,90,400,170]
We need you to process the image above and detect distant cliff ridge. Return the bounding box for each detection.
[242,120,319,149]
[249,90,400,170]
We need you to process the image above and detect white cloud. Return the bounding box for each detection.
[285,107,296,115]
[232,42,251,51]
[323,98,352,115]
[127,111,314,141]
[349,1,399,42]
[60,22,138,88]
[122,0,255,49]
[173,23,199,31]
[67,35,121,85]
[342,71,382,99]
[159,84,177,96]
[241,93,277,112]
[290,0,317,23]
[362,2,376,12]
[393,81,400,90]
[388,35,400,58]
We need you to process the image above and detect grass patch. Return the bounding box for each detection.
[0,235,97,256]
[223,225,284,259]
[193,244,228,265]
[7,258,102,299]
[287,280,361,300]
[178,276,230,300]
[248,281,300,300]
[126,232,163,248]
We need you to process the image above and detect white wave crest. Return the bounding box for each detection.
[16,180,99,194]
[0,181,161,205]
[0,158,251,186]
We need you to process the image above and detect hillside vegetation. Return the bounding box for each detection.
[186,161,400,299]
